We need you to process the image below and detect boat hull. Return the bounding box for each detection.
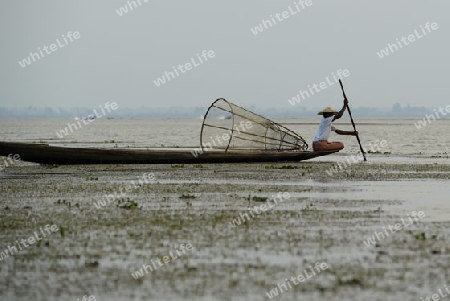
[0,142,337,165]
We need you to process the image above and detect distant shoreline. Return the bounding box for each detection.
[0,116,448,120]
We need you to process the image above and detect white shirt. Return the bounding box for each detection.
[313,116,336,142]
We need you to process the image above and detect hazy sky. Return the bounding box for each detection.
[0,1,449,110]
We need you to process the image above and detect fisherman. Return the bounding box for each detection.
[312,99,358,151]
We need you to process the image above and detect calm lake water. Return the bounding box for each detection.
[0,118,448,157]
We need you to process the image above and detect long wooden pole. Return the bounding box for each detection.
[339,79,367,161]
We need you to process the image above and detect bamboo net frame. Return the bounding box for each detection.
[200,98,308,152]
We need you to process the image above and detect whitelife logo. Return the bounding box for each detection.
[325,140,388,177]
[376,22,439,59]
[131,243,194,279]
[77,295,96,301]
[362,211,425,247]
[228,192,290,228]
[0,224,59,262]
[265,262,329,299]
[250,0,313,35]
[153,50,215,87]
[115,0,149,16]
[55,102,118,138]
[0,154,21,172]
[287,69,350,106]
[18,31,81,68]
[420,284,450,301]
[93,172,156,209]
[414,105,450,130]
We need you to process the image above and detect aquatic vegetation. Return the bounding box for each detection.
[265,165,278,169]
[368,150,381,154]
[301,203,317,211]
[179,194,196,199]
[265,164,299,170]
[337,277,363,286]
[171,164,185,168]
[414,232,426,240]
[251,196,268,202]
[118,199,139,210]
[43,164,59,169]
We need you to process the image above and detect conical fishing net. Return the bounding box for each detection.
[200,98,308,152]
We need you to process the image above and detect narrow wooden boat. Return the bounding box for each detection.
[0,99,343,165]
[0,141,336,165]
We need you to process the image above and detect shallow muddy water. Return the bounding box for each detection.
[1,119,450,300]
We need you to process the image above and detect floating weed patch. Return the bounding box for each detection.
[171,164,185,168]
[414,232,426,240]
[43,164,59,169]
[244,194,269,202]
[302,203,317,211]
[179,194,196,199]
[55,199,72,208]
[338,277,363,286]
[265,165,277,170]
[118,198,139,210]
[280,165,299,169]
[368,150,381,154]
[265,165,299,170]
[252,196,268,202]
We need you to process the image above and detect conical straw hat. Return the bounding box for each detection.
[317,107,338,115]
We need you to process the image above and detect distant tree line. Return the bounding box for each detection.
[0,103,436,119]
